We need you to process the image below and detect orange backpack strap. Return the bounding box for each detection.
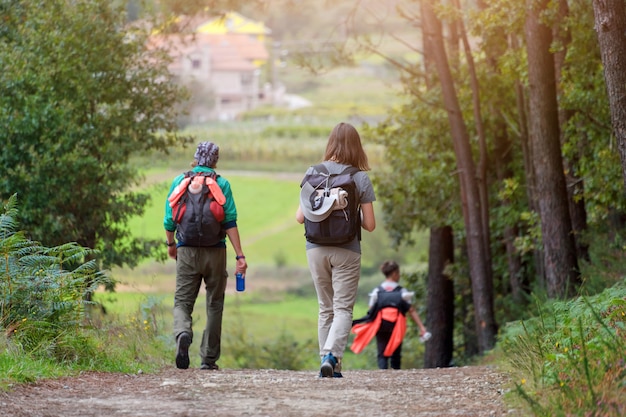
[169,171,225,225]
[168,177,191,208]
[205,176,226,205]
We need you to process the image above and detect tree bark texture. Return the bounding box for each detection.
[421,0,437,89]
[554,0,589,263]
[421,0,497,353]
[458,240,479,358]
[457,0,493,291]
[592,0,626,190]
[424,226,455,368]
[524,0,580,298]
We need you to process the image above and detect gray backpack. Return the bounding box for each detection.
[299,164,360,245]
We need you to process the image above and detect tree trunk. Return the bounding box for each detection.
[525,0,580,298]
[424,226,455,368]
[458,240,479,359]
[446,4,460,70]
[456,0,493,291]
[476,0,528,300]
[422,0,497,353]
[421,0,437,89]
[592,0,626,190]
[554,0,589,263]
[510,33,545,288]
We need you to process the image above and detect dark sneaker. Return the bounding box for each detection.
[175,332,191,369]
[319,353,337,378]
[318,370,343,378]
[200,363,219,370]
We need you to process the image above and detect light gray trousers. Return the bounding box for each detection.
[306,246,361,365]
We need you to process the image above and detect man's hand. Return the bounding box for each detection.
[168,245,177,260]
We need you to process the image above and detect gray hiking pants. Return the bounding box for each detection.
[306,246,361,366]
[173,246,228,365]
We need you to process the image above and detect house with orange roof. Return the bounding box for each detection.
[155,12,272,122]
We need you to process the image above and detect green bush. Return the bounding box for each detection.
[498,281,626,416]
[0,194,112,362]
[0,195,175,388]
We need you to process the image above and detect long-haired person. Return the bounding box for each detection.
[296,122,376,377]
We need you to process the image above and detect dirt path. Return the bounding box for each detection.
[1,366,517,417]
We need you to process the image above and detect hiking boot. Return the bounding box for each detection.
[318,370,343,378]
[200,363,219,370]
[175,332,191,369]
[319,353,337,378]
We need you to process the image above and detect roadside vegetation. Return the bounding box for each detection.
[497,282,626,416]
[0,195,166,388]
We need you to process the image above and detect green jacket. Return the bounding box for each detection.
[163,166,238,243]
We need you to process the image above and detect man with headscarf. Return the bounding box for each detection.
[164,141,248,370]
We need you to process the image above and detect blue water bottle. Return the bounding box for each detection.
[236,272,245,292]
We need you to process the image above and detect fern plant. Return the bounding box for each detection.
[499,280,626,416]
[1,194,112,358]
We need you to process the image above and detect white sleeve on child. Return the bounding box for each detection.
[401,289,415,304]
[368,287,379,308]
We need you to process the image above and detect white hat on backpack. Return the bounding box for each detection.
[300,183,345,222]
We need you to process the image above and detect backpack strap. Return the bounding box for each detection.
[312,163,359,176]
[311,163,359,193]
[377,284,402,293]
[184,171,226,205]
[313,163,329,174]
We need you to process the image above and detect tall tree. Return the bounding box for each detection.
[421,0,497,353]
[424,226,454,368]
[455,0,493,292]
[592,1,626,190]
[524,0,580,298]
[553,0,589,263]
[0,0,189,269]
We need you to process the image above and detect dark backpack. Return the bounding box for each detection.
[300,163,361,245]
[352,286,410,325]
[172,171,226,246]
[375,285,411,315]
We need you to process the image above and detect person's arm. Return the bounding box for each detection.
[164,177,181,261]
[296,205,304,224]
[225,226,248,275]
[409,305,427,336]
[165,230,177,260]
[360,202,376,232]
[368,288,378,309]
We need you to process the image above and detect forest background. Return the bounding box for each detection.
[1,0,625,415]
